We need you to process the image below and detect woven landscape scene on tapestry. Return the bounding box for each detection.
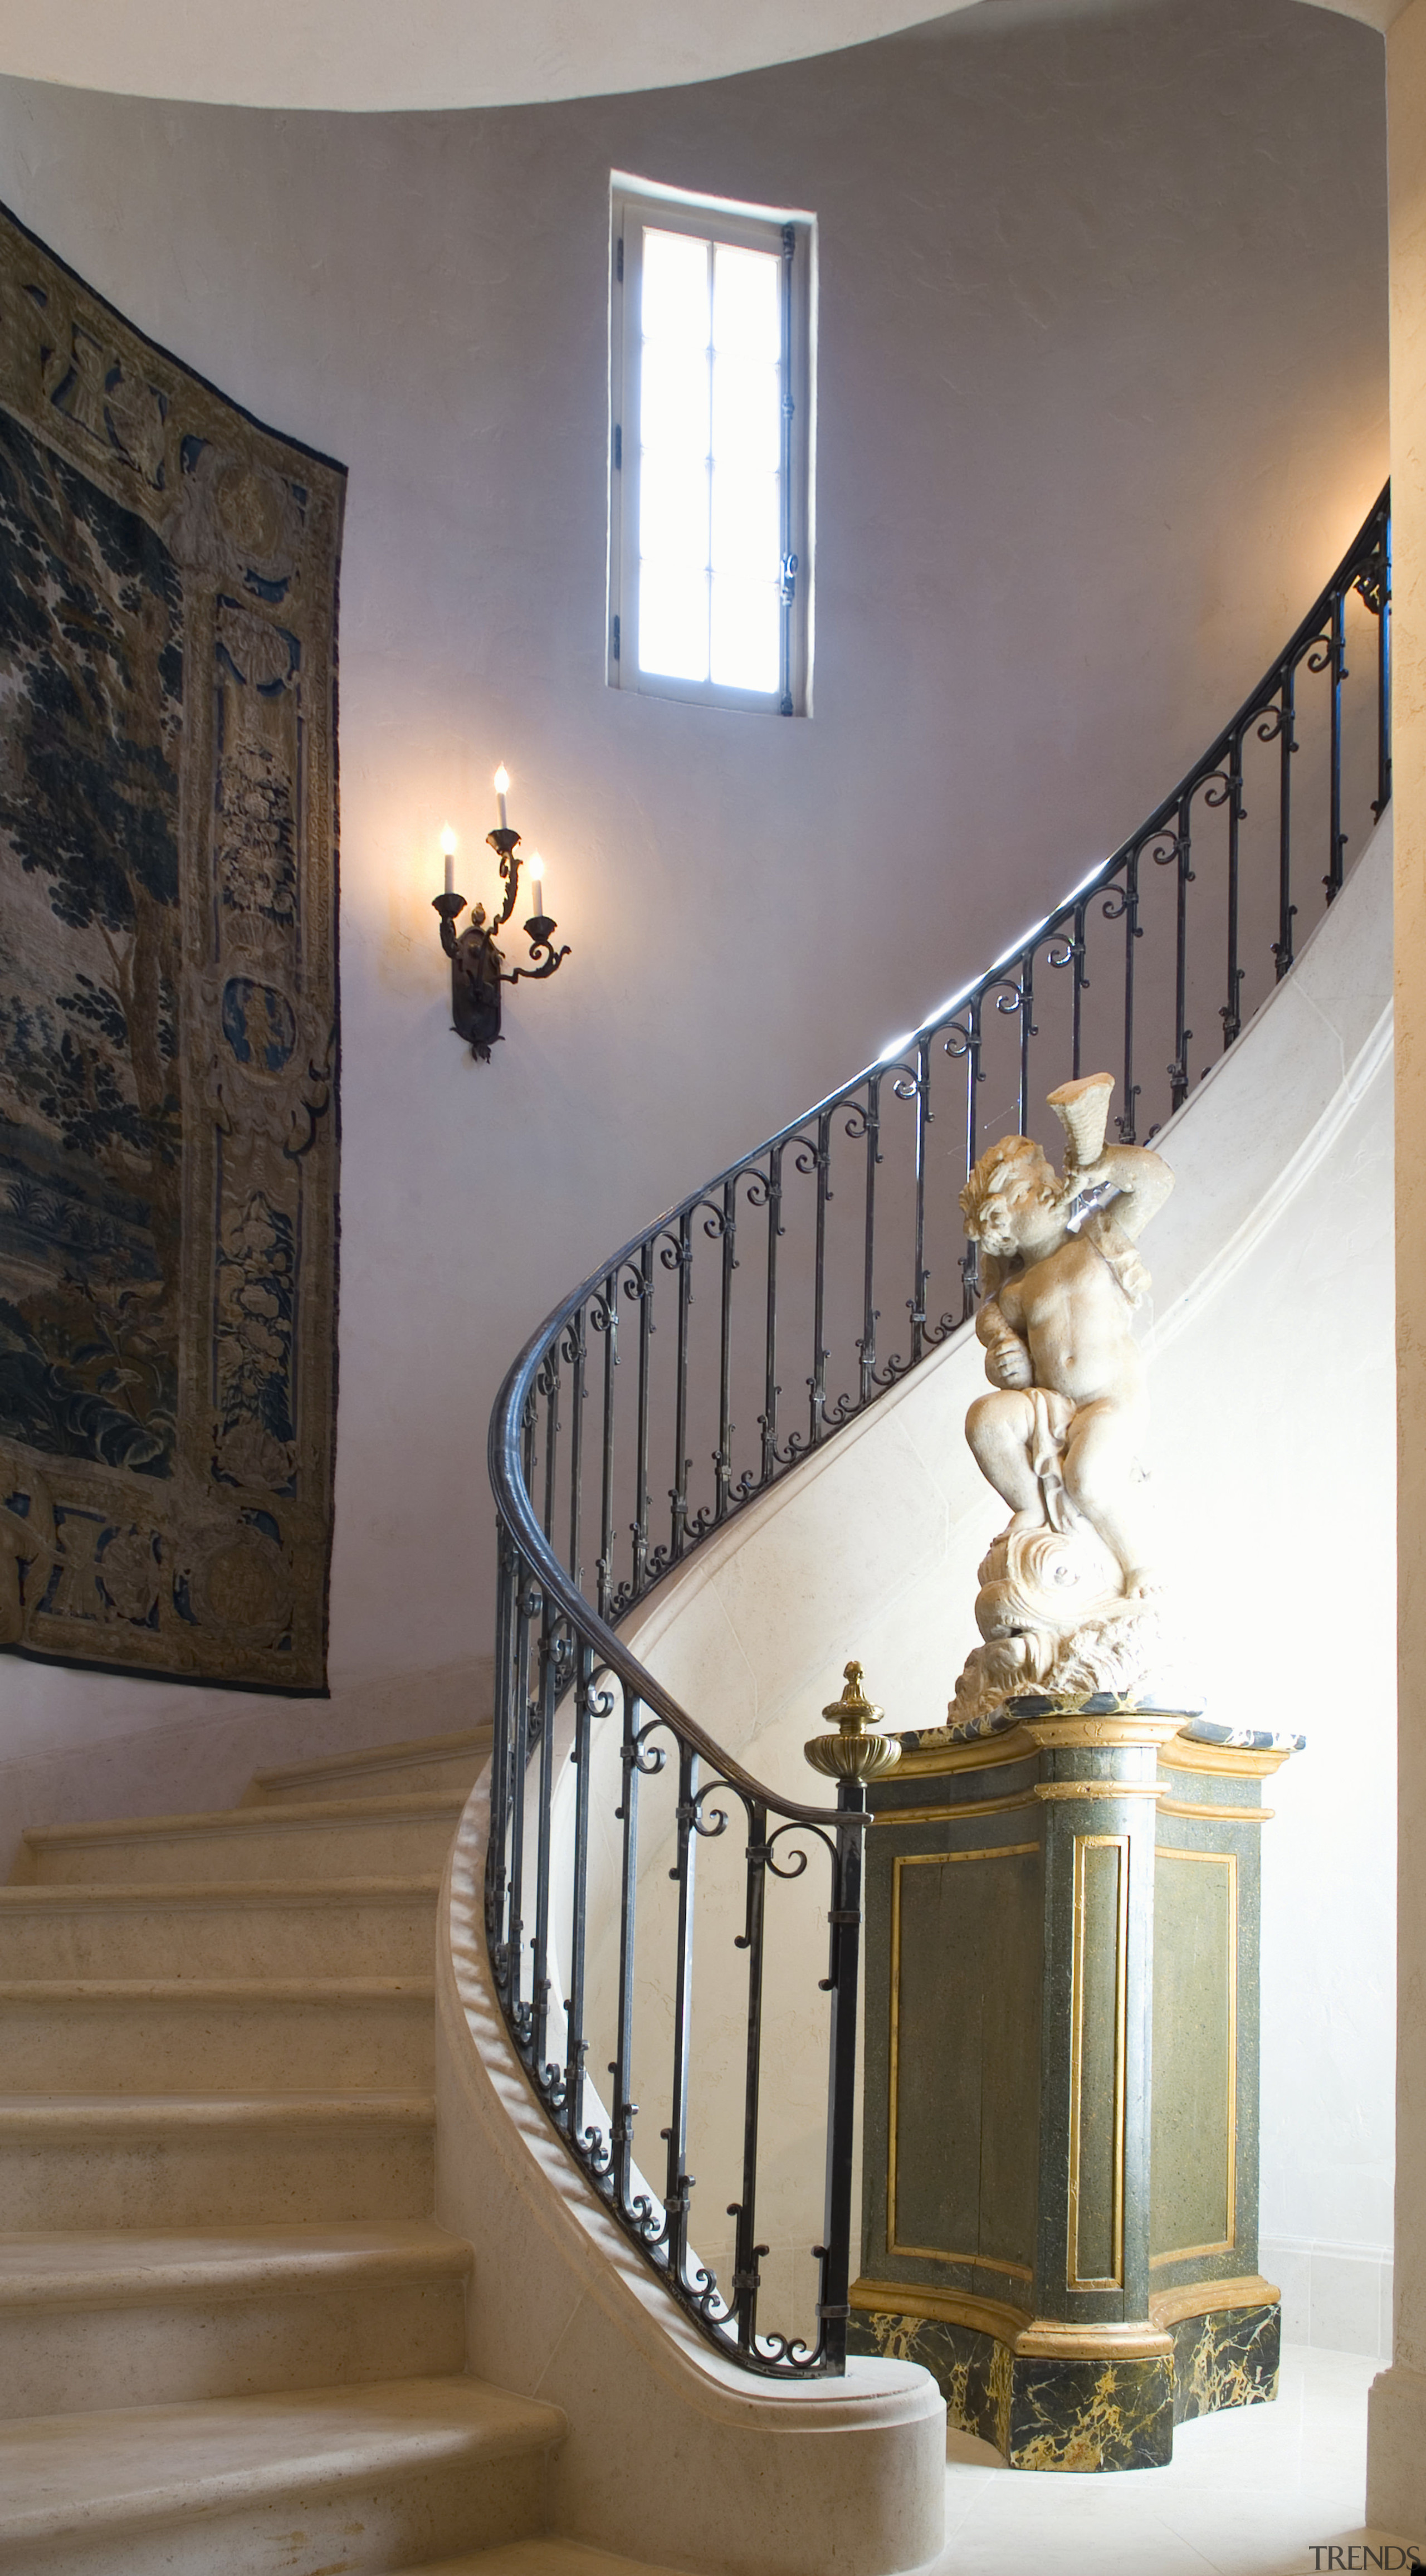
[0,203,344,1689]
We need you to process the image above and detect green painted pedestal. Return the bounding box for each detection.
[847,1704,1296,2471]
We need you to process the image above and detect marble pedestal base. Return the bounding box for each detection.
[848,1702,1298,2470]
[849,2284,1280,2471]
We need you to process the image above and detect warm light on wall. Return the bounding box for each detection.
[431,767,570,1061]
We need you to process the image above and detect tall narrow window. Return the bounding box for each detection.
[609,178,814,715]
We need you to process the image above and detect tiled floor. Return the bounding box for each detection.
[927,2345,1411,2575]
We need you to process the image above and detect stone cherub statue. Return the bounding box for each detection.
[949,1071,1175,1728]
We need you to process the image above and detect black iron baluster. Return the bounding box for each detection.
[910,1037,930,1367]
[540,1349,560,1548]
[566,1307,585,1593]
[562,1640,595,2144]
[715,1178,736,1521]
[730,1797,769,2355]
[597,1273,617,1623]
[1222,731,1246,1051]
[816,1777,866,2374]
[1071,901,1088,1081]
[507,1552,534,2037]
[1016,953,1036,1139]
[760,1147,783,1487]
[631,1246,653,1600]
[857,1079,880,1410]
[1166,804,1194,1114]
[944,999,984,1319]
[669,1213,693,1565]
[809,1111,831,1448]
[530,1586,558,2083]
[1105,853,1141,1143]
[486,1529,517,1948]
[610,1686,642,2221]
[1274,661,1298,980]
[662,1739,700,2293]
[1327,583,1347,901]
[1374,514,1393,819]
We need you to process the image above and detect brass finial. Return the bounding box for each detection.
[804,1660,902,1783]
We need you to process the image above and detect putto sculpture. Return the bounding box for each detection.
[949,1070,1175,1726]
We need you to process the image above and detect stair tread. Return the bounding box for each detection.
[0,2090,434,2131]
[0,1874,441,1908]
[0,1977,434,2000]
[0,2220,469,2306]
[21,1789,464,1850]
[0,2374,564,2544]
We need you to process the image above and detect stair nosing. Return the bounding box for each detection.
[0,1875,443,1910]
[0,1977,436,2002]
[0,2091,436,2133]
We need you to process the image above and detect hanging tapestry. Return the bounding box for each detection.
[0,202,344,1690]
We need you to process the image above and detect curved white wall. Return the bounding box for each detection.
[0,0,1388,1862]
[616,817,1396,2345]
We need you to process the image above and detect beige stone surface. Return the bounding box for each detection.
[0,1978,436,2092]
[14,1792,464,1886]
[0,2092,436,2229]
[0,1877,442,1978]
[0,2221,470,2418]
[0,2375,564,2576]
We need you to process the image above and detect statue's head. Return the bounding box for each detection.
[959,1134,1064,1258]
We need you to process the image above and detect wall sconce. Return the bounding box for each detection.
[432,765,570,1061]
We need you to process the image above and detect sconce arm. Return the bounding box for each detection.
[504,936,571,987]
[432,890,467,959]
[487,826,522,930]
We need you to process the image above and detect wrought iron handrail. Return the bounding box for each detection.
[486,485,1390,2379]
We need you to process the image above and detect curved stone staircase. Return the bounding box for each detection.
[0,1724,667,2575]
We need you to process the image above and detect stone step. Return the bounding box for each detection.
[244,1724,494,1806]
[0,2094,434,2229]
[14,1793,463,1886]
[0,2374,564,2575]
[0,2221,470,2419]
[0,1979,435,2093]
[0,1877,441,1978]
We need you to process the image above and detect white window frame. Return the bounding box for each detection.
[608,174,815,717]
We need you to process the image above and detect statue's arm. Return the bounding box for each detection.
[1077,1143,1174,1242]
[976,1293,1033,1389]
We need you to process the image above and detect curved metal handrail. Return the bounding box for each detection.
[486,485,1390,2377]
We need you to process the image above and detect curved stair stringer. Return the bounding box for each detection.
[582,808,1394,2312]
[435,1789,946,2576]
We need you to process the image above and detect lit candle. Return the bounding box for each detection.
[528,850,545,914]
[494,763,510,832]
[439,821,457,897]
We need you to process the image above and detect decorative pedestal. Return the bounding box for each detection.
[847,1705,1298,2471]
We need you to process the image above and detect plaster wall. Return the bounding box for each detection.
[0,0,1389,1863]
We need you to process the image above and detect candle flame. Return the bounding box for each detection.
[439,822,457,856]
[493,764,510,796]
[528,850,543,882]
